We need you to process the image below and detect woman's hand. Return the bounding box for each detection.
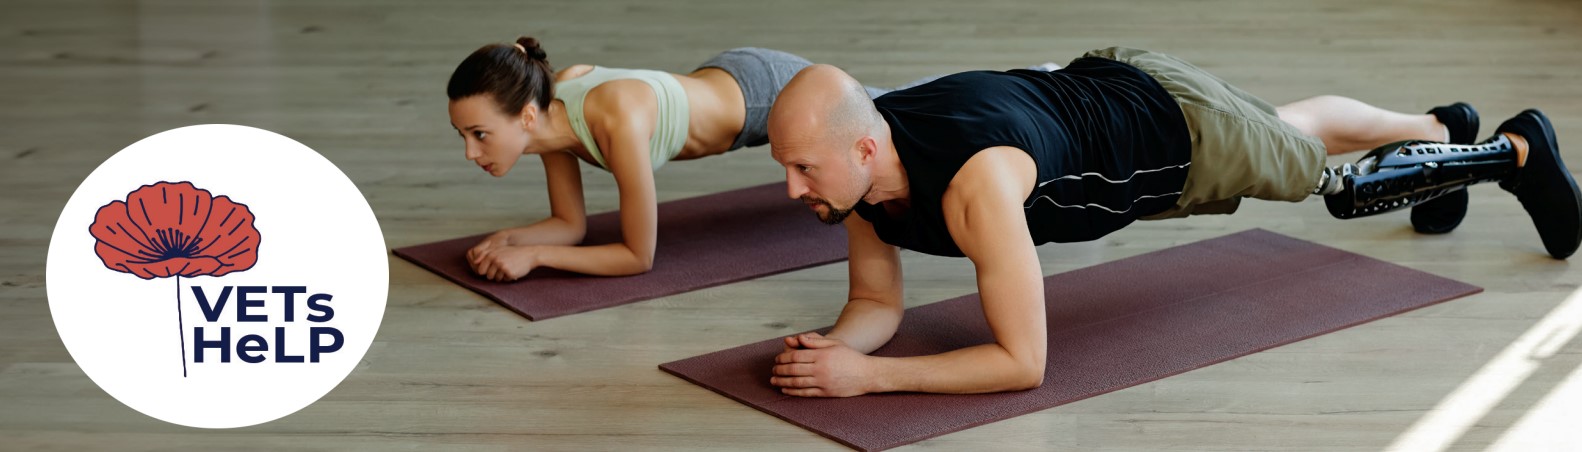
[467,230,515,263]
[470,244,541,282]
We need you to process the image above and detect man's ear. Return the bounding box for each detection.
[854,135,879,163]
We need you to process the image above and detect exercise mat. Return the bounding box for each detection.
[660,228,1482,451]
[394,183,848,321]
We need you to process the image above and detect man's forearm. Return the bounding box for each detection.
[824,298,903,354]
[867,343,1044,394]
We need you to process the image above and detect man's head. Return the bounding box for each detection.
[767,64,886,225]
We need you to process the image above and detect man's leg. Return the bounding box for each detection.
[1275,96,1483,233]
[1307,107,1581,259]
[1313,133,1524,214]
[1080,47,1579,258]
[1274,95,1448,155]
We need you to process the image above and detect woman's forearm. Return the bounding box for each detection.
[503,216,586,247]
[533,242,653,276]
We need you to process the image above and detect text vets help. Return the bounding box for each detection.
[189,286,344,364]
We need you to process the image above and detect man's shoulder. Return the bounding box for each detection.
[878,70,1019,103]
[946,147,1038,204]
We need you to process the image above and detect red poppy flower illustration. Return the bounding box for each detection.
[89,181,261,377]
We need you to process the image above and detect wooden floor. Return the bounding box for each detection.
[4,0,1581,450]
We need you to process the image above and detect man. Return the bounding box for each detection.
[763,47,1581,397]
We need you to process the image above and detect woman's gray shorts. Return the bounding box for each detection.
[696,47,813,151]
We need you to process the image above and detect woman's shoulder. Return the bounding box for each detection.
[560,66,658,132]
[584,79,657,127]
[554,64,595,82]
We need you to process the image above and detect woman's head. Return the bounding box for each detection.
[446,36,555,177]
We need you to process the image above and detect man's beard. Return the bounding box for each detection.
[802,195,855,225]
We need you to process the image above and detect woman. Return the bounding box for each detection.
[446,37,863,281]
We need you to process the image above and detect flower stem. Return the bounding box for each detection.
[177,275,188,378]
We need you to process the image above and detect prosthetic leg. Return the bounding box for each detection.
[1317,135,1518,219]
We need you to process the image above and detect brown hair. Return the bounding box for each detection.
[446,36,555,116]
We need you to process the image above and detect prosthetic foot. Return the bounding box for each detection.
[1318,109,1582,259]
[1318,136,1517,221]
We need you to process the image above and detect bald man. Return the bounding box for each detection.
[763,46,1579,397]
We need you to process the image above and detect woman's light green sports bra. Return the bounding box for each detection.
[554,66,690,171]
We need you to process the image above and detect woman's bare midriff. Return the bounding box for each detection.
[555,65,748,165]
[671,67,747,159]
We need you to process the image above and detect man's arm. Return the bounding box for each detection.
[815,212,904,354]
[871,146,1047,392]
[772,146,1046,396]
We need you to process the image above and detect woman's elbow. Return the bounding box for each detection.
[563,220,588,244]
[1006,351,1046,391]
[1014,365,1046,391]
[631,250,656,274]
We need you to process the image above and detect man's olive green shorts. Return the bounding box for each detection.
[1082,47,1328,219]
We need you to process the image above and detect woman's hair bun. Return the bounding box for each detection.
[515,36,547,61]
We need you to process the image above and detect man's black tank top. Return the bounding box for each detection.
[854,57,1192,257]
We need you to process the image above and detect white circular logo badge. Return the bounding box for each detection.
[45,124,388,428]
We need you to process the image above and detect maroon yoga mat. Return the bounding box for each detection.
[393,183,847,321]
[660,228,1483,451]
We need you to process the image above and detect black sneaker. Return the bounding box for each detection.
[1496,109,1582,259]
[1410,103,1479,234]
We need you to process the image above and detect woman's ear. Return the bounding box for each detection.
[519,102,540,131]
